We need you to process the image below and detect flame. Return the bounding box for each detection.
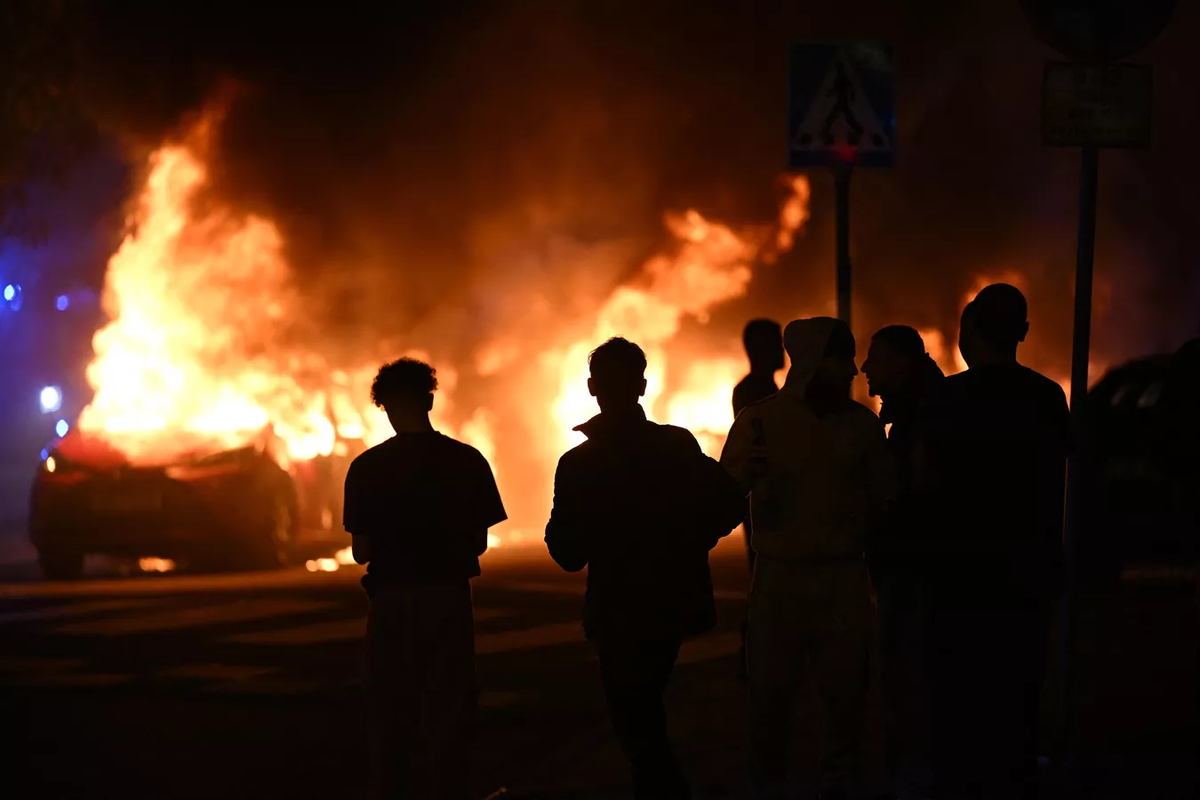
[78,117,393,465]
[80,108,1098,553]
[78,110,810,545]
[550,176,810,456]
[138,557,176,573]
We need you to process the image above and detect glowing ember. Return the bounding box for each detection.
[303,548,357,573]
[138,557,176,573]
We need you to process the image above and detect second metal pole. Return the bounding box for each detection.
[1057,143,1100,761]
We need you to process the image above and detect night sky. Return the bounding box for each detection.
[7,1,1200,372]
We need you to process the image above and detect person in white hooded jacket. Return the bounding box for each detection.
[721,317,898,800]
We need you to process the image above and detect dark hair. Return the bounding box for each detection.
[588,337,647,383]
[968,283,1028,347]
[871,325,926,359]
[370,358,438,408]
[743,318,782,351]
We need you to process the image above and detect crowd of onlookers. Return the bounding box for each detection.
[346,282,1072,800]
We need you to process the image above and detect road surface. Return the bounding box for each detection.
[1,540,1196,799]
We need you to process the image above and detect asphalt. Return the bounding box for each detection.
[1,539,1197,799]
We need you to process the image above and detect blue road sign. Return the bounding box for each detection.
[788,43,896,169]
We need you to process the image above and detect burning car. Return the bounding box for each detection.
[30,427,360,579]
[20,105,817,581]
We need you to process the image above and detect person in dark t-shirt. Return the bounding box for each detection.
[344,357,506,800]
[916,285,1070,800]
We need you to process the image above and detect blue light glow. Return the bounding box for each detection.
[55,419,69,438]
[40,449,49,461]
[39,386,63,413]
[2,284,14,302]
[56,295,70,311]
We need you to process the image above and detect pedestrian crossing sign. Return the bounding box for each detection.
[788,42,896,169]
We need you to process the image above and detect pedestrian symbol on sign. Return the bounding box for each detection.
[793,50,890,154]
[787,41,895,330]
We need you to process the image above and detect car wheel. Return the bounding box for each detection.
[39,549,84,580]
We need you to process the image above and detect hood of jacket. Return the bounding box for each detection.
[781,317,842,401]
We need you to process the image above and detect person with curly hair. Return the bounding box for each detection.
[345,357,506,800]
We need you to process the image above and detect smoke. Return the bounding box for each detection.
[54,1,1200,387]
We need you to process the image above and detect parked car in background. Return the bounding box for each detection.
[1078,338,1200,585]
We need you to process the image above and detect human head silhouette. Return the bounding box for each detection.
[587,337,647,413]
[371,358,437,433]
[863,325,926,399]
[809,318,859,401]
[743,318,785,373]
[959,283,1029,367]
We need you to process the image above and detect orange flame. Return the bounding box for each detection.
[79,118,396,465]
[550,176,810,456]
[78,110,810,542]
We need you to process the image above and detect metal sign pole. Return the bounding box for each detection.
[1069,146,1099,417]
[788,43,892,333]
[1058,142,1099,758]
[834,162,853,327]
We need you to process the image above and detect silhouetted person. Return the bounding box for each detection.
[1157,337,1200,535]
[732,319,785,680]
[914,285,1070,800]
[862,325,945,800]
[546,337,745,800]
[723,318,897,800]
[733,319,785,571]
[344,358,507,800]
[734,319,785,418]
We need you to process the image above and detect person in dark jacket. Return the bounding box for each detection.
[546,336,746,800]
[1157,337,1200,533]
[862,325,945,800]
[915,285,1071,800]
